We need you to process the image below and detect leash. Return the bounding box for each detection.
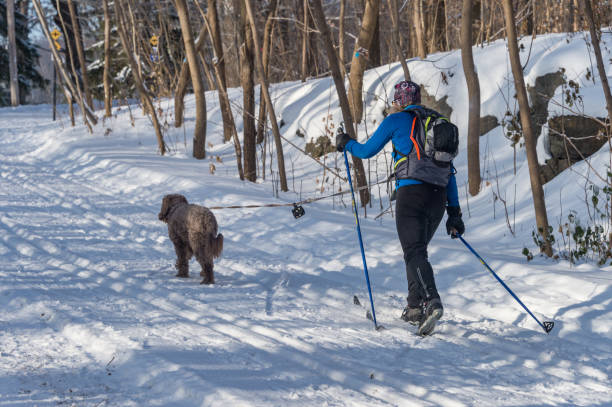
[207,178,391,218]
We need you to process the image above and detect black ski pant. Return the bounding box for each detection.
[395,183,446,308]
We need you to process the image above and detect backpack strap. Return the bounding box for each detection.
[408,115,420,160]
[393,110,421,158]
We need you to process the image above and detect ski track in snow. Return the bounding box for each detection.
[2,51,612,407]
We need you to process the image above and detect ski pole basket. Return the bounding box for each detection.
[292,203,305,219]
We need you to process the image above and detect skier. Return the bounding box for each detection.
[336,80,465,335]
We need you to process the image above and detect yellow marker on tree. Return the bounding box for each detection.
[51,28,61,40]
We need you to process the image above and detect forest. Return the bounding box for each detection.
[3,0,612,262]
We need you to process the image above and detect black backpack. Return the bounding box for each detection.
[405,107,459,165]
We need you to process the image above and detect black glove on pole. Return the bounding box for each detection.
[446,206,465,238]
[335,131,352,153]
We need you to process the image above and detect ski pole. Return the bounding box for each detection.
[343,149,381,330]
[456,234,554,334]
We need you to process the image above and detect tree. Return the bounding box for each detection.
[113,0,165,154]
[413,0,426,59]
[33,0,96,130]
[66,0,93,109]
[54,0,89,124]
[502,0,552,256]
[7,0,18,105]
[309,0,370,206]
[300,0,309,82]
[244,0,288,192]
[234,0,256,181]
[174,25,205,129]
[348,0,379,124]
[256,0,278,144]
[579,0,612,127]
[202,15,244,181]
[174,0,207,159]
[102,0,112,117]
[338,0,347,79]
[207,0,233,143]
[388,0,410,81]
[462,0,481,196]
[0,0,46,106]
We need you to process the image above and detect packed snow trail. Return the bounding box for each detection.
[0,105,611,406]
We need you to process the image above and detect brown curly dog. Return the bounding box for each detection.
[158,194,223,284]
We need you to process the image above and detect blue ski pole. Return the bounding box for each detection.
[343,149,381,330]
[456,234,554,334]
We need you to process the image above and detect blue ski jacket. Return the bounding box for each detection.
[344,105,460,207]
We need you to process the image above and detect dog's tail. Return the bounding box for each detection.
[210,233,224,258]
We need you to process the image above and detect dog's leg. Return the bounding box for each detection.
[200,262,214,285]
[174,242,190,278]
[195,248,214,284]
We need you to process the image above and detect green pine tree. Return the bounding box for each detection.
[0,0,47,106]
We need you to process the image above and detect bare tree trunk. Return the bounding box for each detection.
[565,0,574,32]
[369,13,381,68]
[237,0,257,182]
[113,0,165,154]
[244,0,288,191]
[66,0,93,109]
[477,0,485,45]
[103,0,112,117]
[429,0,442,54]
[309,0,370,206]
[256,0,278,144]
[174,63,190,128]
[55,0,85,113]
[580,0,612,127]
[502,0,552,256]
[309,0,353,138]
[199,53,216,90]
[33,0,97,130]
[67,92,75,126]
[444,0,451,49]
[532,0,537,38]
[208,0,233,143]
[521,0,533,36]
[462,0,481,197]
[215,59,245,181]
[545,0,552,32]
[7,0,19,106]
[414,0,427,58]
[174,24,207,128]
[175,0,207,159]
[301,0,309,82]
[438,0,448,51]
[339,0,347,78]
[348,0,380,124]
[202,18,245,181]
[55,66,74,125]
[388,0,411,80]
[573,0,581,32]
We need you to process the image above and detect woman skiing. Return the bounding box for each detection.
[336,80,465,335]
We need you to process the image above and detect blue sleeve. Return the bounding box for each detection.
[446,172,459,207]
[345,117,396,159]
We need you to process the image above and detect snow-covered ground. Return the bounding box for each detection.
[1,32,611,406]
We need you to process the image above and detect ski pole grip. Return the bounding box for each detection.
[337,122,345,135]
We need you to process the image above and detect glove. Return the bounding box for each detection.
[446,206,464,238]
[335,132,352,152]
